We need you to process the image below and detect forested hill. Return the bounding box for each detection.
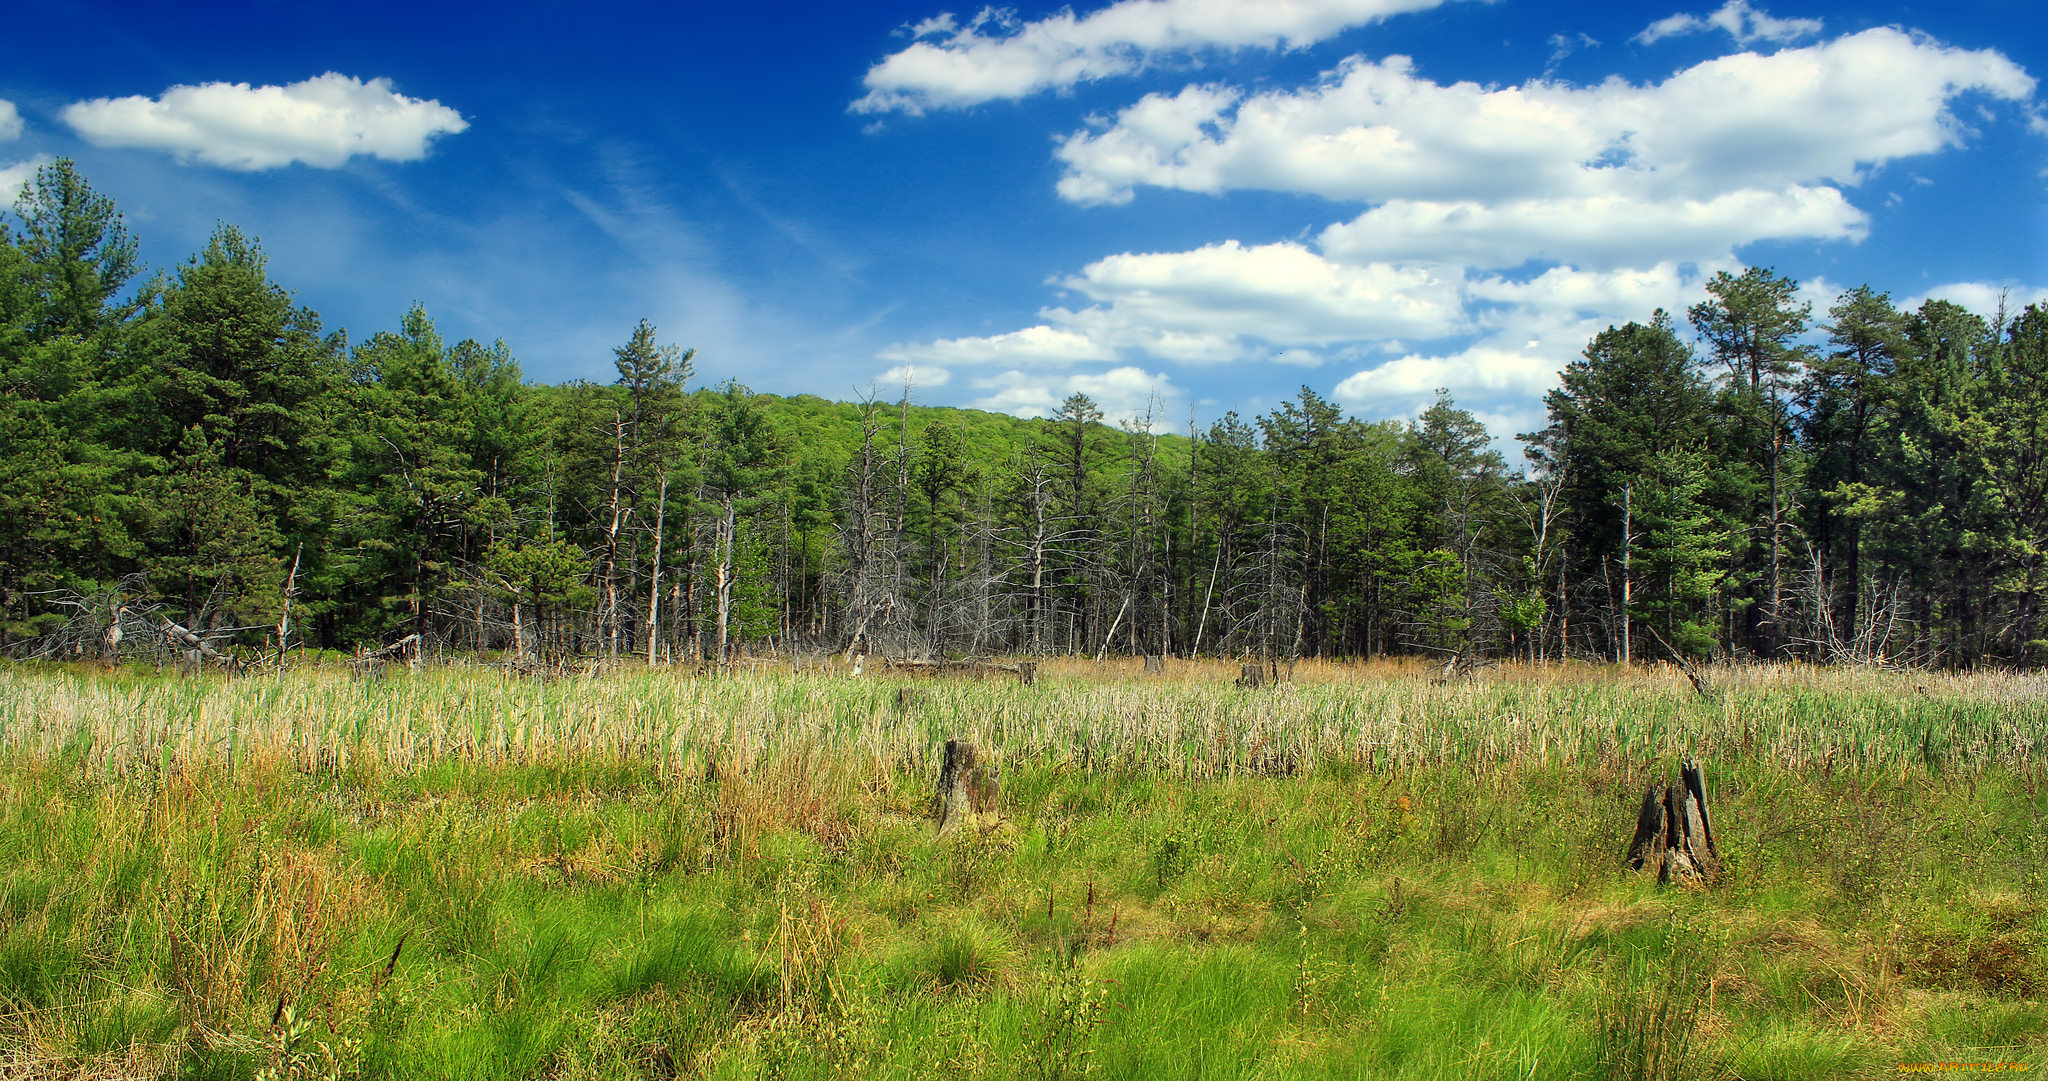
[7,158,2048,669]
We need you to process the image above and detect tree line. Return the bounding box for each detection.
[4,160,2044,668]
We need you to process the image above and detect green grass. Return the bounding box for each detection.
[0,659,2041,1078]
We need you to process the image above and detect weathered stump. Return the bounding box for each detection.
[1626,759,1723,885]
[1237,662,1280,688]
[934,739,1001,833]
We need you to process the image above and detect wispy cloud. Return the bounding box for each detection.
[1634,0,1822,47]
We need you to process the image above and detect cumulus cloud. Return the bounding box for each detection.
[878,323,1117,366]
[970,365,1183,420]
[1055,28,2034,224]
[1318,186,1865,269]
[1635,0,1822,47]
[0,100,21,141]
[0,156,49,201]
[1911,281,2048,317]
[1334,261,1721,444]
[1053,240,1467,344]
[884,17,2039,443]
[879,363,953,388]
[62,73,467,170]
[1335,346,1559,407]
[853,0,1467,114]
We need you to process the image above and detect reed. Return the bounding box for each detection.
[0,660,2039,1079]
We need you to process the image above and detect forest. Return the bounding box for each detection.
[4,158,2046,669]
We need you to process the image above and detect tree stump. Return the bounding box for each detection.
[1143,654,1164,674]
[934,739,1000,833]
[1626,759,1723,885]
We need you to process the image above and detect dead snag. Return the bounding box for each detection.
[161,619,229,671]
[934,739,1000,833]
[1626,759,1723,885]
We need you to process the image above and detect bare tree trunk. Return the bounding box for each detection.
[1095,594,1131,663]
[275,543,302,665]
[647,472,668,666]
[1193,541,1223,656]
[601,410,631,661]
[1028,468,1050,655]
[1620,480,1633,666]
[714,497,736,668]
[1766,425,1783,658]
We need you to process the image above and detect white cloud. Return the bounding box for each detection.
[1055,28,2034,214]
[1546,32,1599,70]
[1318,185,1864,269]
[880,363,953,387]
[1334,346,1559,408]
[1465,261,1712,325]
[886,17,2039,443]
[0,155,50,201]
[1635,0,1822,47]
[1911,282,2048,317]
[1333,261,1721,448]
[970,365,1183,421]
[878,323,1117,366]
[62,73,467,170]
[1053,240,1468,344]
[0,100,21,141]
[853,0,1468,114]
[881,240,1467,376]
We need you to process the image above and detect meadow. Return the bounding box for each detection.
[0,658,2041,1080]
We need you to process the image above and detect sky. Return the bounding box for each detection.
[3,0,2044,457]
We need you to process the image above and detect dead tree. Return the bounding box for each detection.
[354,633,423,679]
[161,619,230,667]
[1626,760,1723,885]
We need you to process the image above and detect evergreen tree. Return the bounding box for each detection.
[1801,286,1908,649]
[1690,267,1811,656]
[9,158,141,339]
[1535,313,1714,659]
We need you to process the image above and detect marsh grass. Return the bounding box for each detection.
[0,659,2041,1078]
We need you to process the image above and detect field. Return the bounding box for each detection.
[0,658,2042,1080]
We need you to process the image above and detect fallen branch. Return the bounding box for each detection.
[160,619,229,663]
[1644,624,1715,699]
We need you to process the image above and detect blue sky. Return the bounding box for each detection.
[3,0,2043,452]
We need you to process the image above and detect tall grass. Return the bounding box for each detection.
[0,659,2041,1079]
[4,658,2039,782]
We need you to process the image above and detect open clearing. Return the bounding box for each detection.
[0,659,2042,1079]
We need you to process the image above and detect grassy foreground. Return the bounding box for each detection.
[0,658,2042,1080]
